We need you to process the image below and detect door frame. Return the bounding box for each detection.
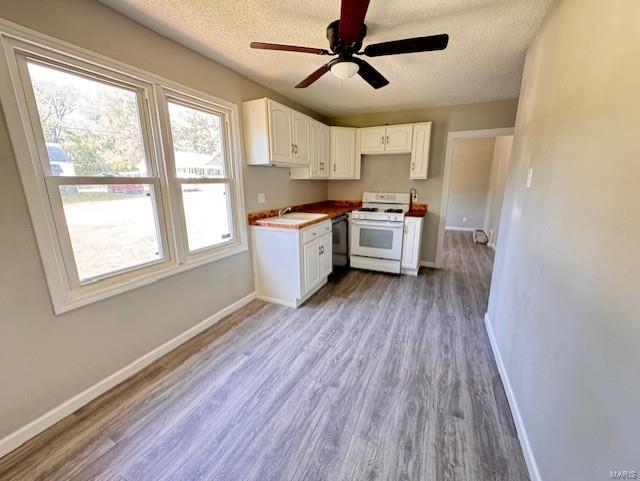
[435,127,514,268]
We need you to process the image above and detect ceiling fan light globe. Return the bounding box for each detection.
[330,61,360,80]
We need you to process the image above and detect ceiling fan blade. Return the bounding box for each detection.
[295,63,331,88]
[250,42,330,55]
[363,34,449,57]
[353,58,389,89]
[339,0,371,43]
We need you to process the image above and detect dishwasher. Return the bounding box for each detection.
[331,214,349,275]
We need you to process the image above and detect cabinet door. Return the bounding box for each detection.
[330,127,357,178]
[309,121,321,177]
[385,124,413,153]
[292,112,310,164]
[268,100,293,164]
[318,232,333,277]
[303,238,320,294]
[360,126,386,154]
[401,218,423,273]
[318,124,331,178]
[410,122,431,179]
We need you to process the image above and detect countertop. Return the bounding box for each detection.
[249,200,427,230]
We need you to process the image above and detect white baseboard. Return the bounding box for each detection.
[419,260,438,269]
[255,294,296,308]
[445,226,482,232]
[0,291,256,459]
[484,313,542,481]
[400,267,419,277]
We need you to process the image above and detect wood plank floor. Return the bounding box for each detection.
[0,231,530,481]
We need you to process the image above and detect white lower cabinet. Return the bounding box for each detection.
[401,216,423,276]
[303,233,332,293]
[252,221,332,307]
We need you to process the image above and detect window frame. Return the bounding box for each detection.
[0,21,248,314]
[157,88,241,261]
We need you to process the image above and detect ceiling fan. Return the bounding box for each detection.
[250,0,449,89]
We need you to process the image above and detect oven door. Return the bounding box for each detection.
[350,219,403,260]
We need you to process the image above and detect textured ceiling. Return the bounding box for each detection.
[99,0,552,116]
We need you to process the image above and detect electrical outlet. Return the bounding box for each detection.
[257,193,266,204]
[462,216,468,224]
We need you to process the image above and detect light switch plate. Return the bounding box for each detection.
[257,193,266,204]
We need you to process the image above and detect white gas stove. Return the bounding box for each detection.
[349,192,410,274]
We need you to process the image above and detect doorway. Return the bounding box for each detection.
[435,128,514,268]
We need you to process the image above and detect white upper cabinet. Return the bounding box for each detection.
[289,120,330,179]
[360,126,386,154]
[311,122,330,178]
[319,124,330,177]
[245,98,429,179]
[360,124,413,154]
[292,111,309,164]
[410,122,432,179]
[243,98,310,166]
[385,124,413,152]
[268,101,293,164]
[330,127,360,179]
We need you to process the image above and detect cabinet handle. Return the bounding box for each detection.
[333,163,336,172]
[291,143,295,154]
[320,161,324,170]
[386,135,389,144]
[411,162,415,171]
[381,136,385,144]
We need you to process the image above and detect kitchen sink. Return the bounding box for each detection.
[256,212,329,226]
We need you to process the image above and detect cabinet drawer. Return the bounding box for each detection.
[302,221,332,244]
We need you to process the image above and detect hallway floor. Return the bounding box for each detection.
[0,231,529,481]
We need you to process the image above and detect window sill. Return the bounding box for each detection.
[55,241,248,315]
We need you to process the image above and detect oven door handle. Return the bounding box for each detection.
[351,220,404,229]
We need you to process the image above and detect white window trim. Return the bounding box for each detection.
[0,19,248,314]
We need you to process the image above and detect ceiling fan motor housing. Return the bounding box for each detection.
[327,20,366,56]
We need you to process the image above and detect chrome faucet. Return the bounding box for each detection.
[278,206,292,218]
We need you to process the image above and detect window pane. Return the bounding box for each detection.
[59,185,162,281]
[168,102,225,178]
[28,61,148,177]
[181,184,232,251]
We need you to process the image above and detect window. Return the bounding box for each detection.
[164,98,234,252]
[26,60,167,285]
[0,31,247,313]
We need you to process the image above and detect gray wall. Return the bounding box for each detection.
[0,0,326,439]
[328,99,518,263]
[483,135,513,247]
[445,137,495,229]
[487,0,640,479]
